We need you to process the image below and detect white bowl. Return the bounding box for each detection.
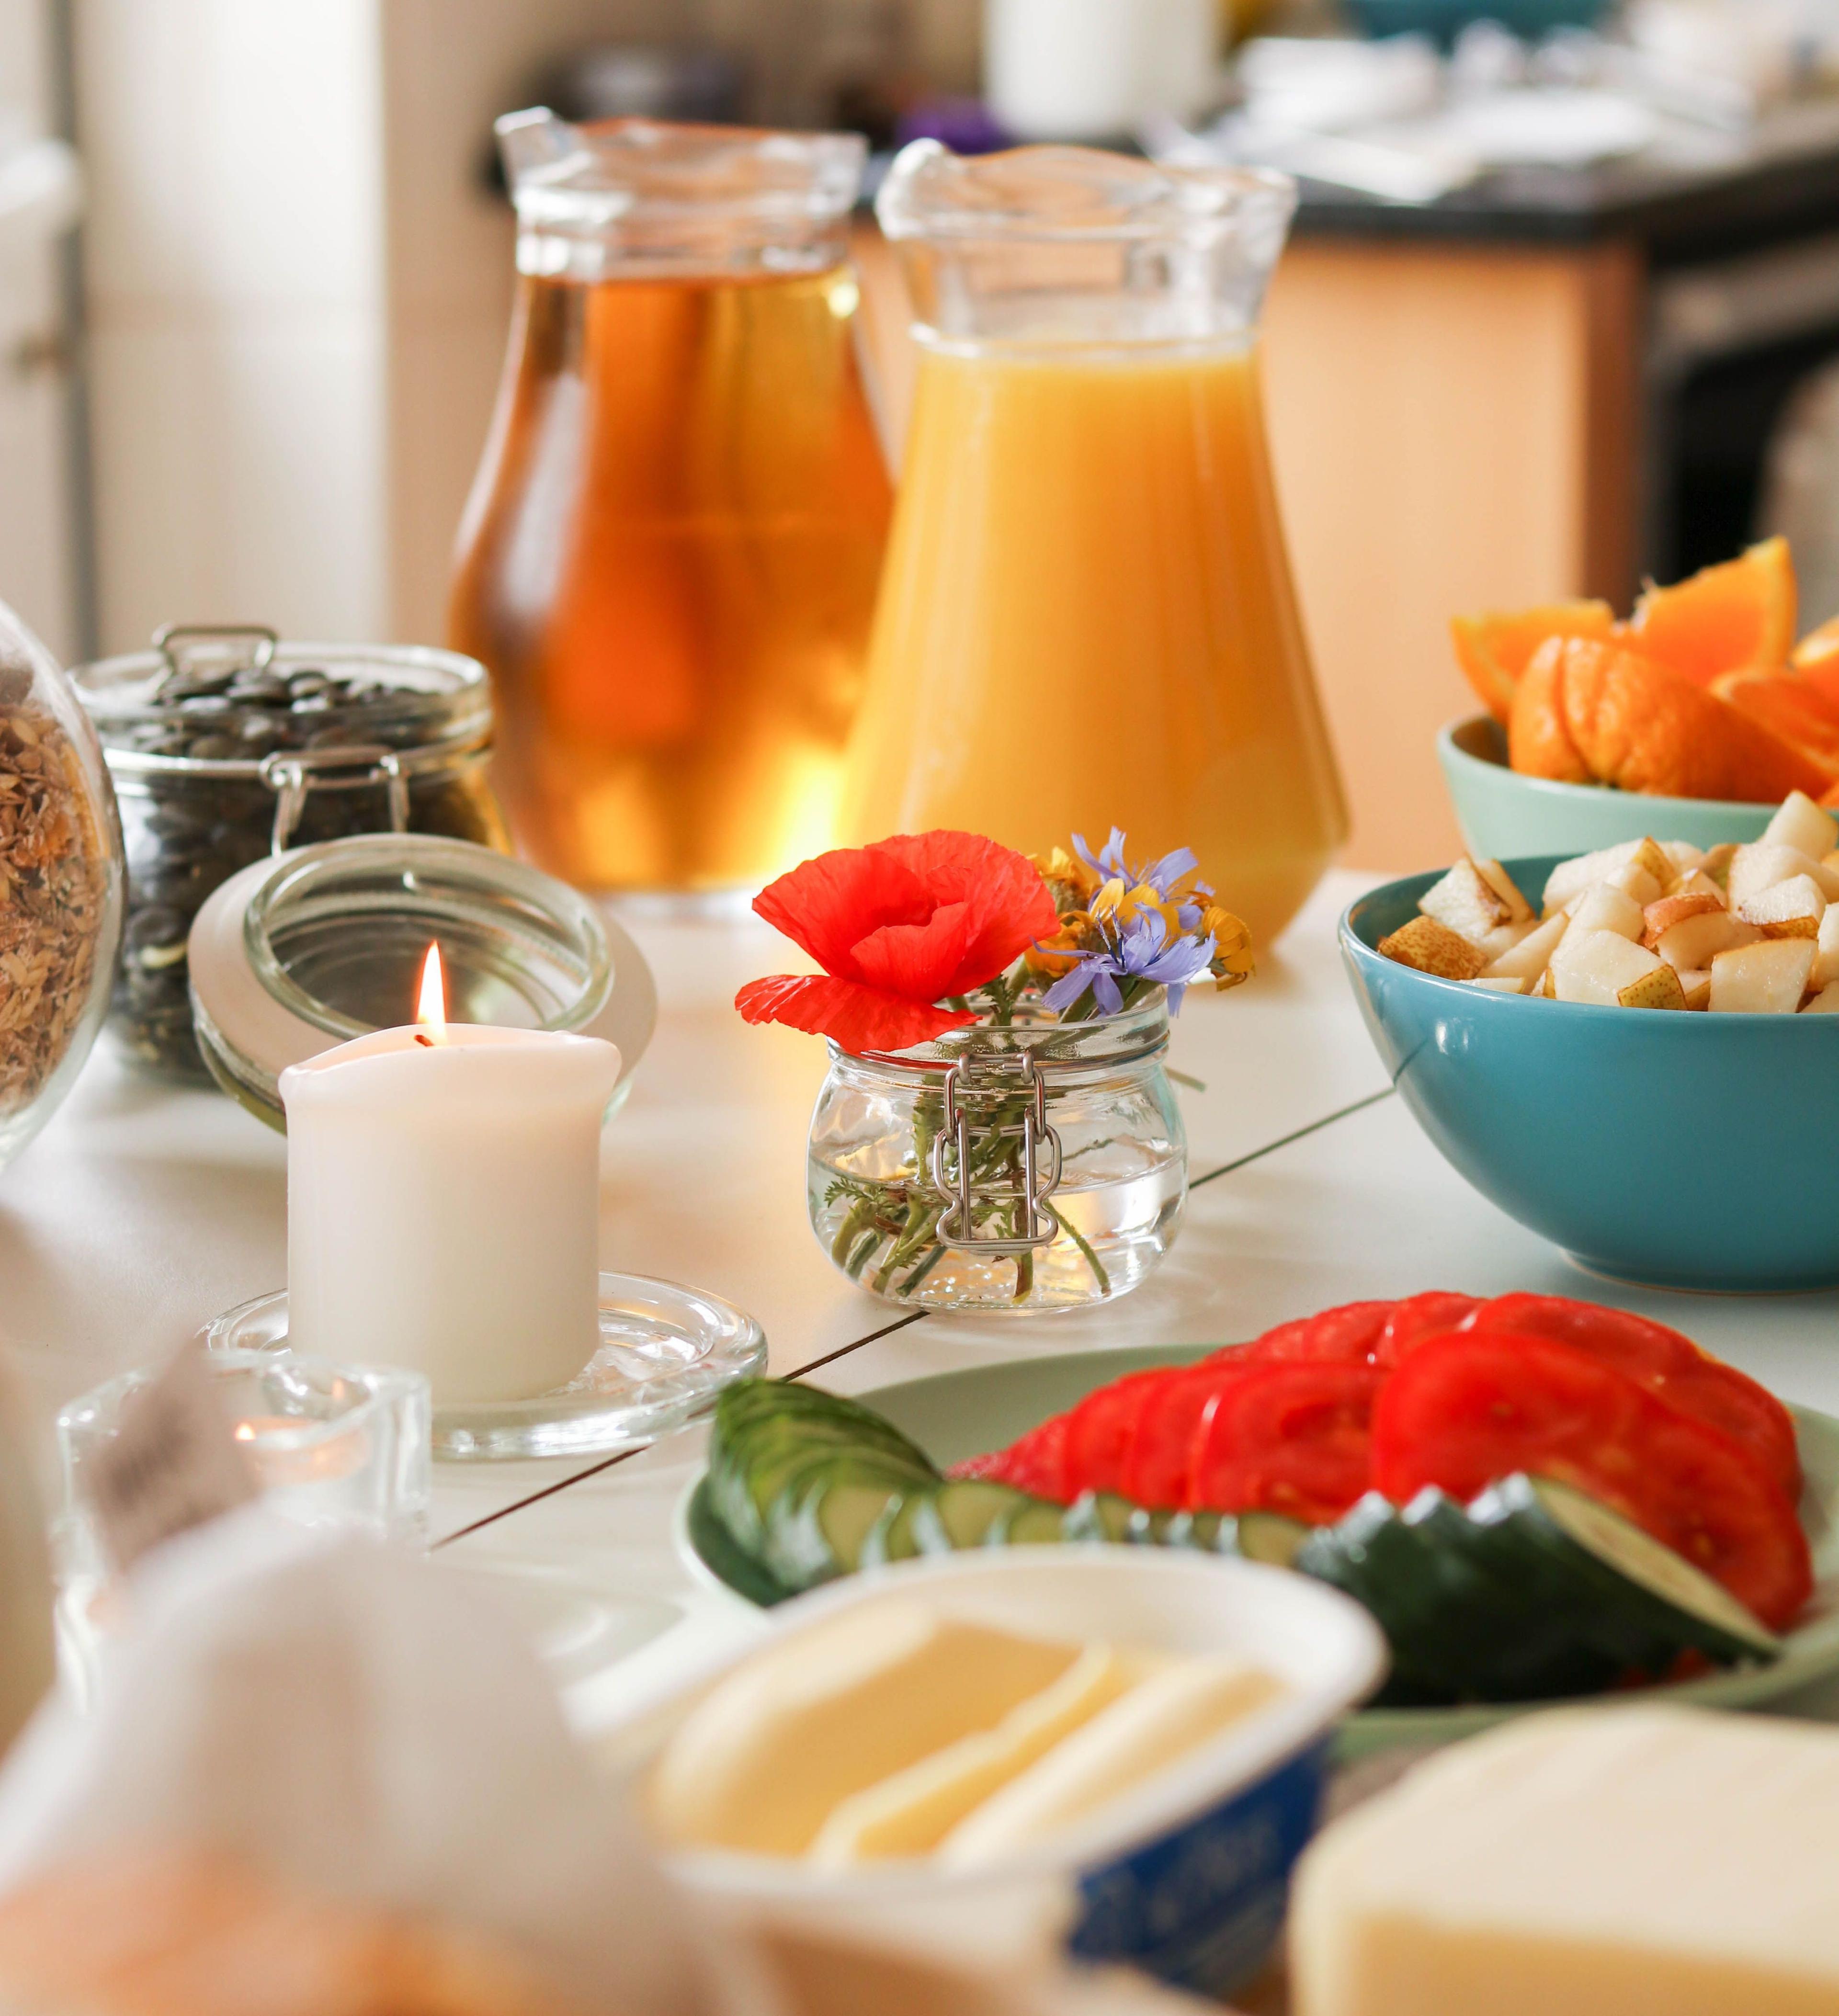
[602,1548,1385,1999]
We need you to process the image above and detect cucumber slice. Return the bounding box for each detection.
[991,1500,1072,1546]
[1060,1492,1138,1544]
[761,1462,926,1590]
[859,1489,934,1569]
[1471,1473,1781,1671]
[1296,1495,1464,1705]
[1400,1489,1621,1702]
[908,1480,1035,1554]
[1158,1509,1228,1552]
[1230,1512,1312,1570]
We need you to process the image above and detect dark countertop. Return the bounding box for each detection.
[1292,95,1839,262]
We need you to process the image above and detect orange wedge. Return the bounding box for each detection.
[1713,668,1839,791]
[1625,536,1797,686]
[1451,601,1616,724]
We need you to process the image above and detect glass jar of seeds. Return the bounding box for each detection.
[73,626,509,1080]
[0,600,124,1175]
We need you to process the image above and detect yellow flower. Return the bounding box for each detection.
[1030,845,1101,901]
[1024,918,1089,978]
[1202,905,1255,989]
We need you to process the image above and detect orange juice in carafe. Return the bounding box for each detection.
[842,144,1345,946]
[450,116,891,895]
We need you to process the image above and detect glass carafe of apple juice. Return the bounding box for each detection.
[450,115,893,896]
[843,144,1345,946]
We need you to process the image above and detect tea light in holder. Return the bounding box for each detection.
[279,947,622,1406]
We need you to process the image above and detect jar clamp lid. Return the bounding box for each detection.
[187,833,657,1131]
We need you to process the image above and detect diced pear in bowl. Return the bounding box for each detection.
[1483,909,1567,985]
[1803,981,1839,1013]
[1708,939,1818,1013]
[1761,789,1838,863]
[1465,976,1527,995]
[1419,858,1530,946]
[1542,840,1651,916]
[1730,842,1839,907]
[1551,930,1686,1009]
[1735,873,1826,939]
[1699,842,1739,892]
[1653,908,1759,973]
[1678,968,1713,1011]
[1603,837,1675,907]
[1816,906,1839,989]
[1659,840,1705,877]
[1376,915,1487,980]
[1562,883,1647,946]
[1642,890,1724,944]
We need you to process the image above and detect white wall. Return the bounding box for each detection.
[73,0,980,658]
[0,0,79,660]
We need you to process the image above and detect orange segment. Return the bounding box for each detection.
[1451,601,1615,724]
[1626,536,1797,686]
[1713,669,1839,790]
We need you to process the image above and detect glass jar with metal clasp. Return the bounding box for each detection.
[73,624,509,1080]
[806,997,1187,1314]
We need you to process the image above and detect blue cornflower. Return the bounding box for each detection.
[1071,828,1212,906]
[1041,910,1218,1019]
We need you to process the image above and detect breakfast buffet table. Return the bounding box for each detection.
[9,868,1839,1734]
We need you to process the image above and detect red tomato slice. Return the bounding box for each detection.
[1246,1300,1394,1366]
[1462,1294,1800,1495]
[1189,1363,1384,1524]
[1061,1369,1174,1497]
[1461,1293,1698,1379]
[1372,1332,1811,1630]
[1121,1359,1261,1510]
[960,1412,1073,1502]
[1372,1291,1482,1367]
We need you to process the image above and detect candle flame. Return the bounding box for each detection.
[416,942,448,1044]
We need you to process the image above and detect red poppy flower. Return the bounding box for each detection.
[736,831,1060,1052]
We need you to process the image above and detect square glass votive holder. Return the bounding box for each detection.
[55,1351,430,1703]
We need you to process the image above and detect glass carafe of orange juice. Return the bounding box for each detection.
[843,144,1344,945]
[450,115,893,895]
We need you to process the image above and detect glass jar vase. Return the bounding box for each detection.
[807,999,1185,1313]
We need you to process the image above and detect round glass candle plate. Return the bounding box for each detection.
[204,1271,766,1461]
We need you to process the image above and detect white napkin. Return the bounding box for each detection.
[0,1509,727,2016]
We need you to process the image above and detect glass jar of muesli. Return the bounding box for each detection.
[0,602,124,1175]
[74,626,509,1081]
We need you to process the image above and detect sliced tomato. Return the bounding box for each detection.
[1461,1293,1800,1495]
[1189,1362,1383,1524]
[964,1411,1073,1503]
[1372,1332,1811,1630]
[1460,1293,1698,1379]
[1059,1369,1176,1497]
[1246,1300,1394,1366]
[1372,1291,1482,1366]
[1121,1359,1260,1509]
[1659,1360,1801,1497]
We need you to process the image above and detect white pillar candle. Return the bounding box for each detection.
[279,1024,621,1405]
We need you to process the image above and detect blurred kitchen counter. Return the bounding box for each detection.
[855,99,1839,871]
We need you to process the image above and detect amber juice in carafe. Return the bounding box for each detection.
[451,117,889,894]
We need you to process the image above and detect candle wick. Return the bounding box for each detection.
[414,1032,434,1048]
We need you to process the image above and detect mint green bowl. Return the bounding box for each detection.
[1437,714,1776,861]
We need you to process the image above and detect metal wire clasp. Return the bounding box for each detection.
[928,1055,1064,1257]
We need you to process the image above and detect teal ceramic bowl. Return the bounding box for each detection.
[1437,715,1776,862]
[1341,859,1839,1293]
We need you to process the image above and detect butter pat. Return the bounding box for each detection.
[1293,1707,1839,2016]
[647,1600,1078,1856]
[939,1656,1284,1868]
[809,1642,1147,1866]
